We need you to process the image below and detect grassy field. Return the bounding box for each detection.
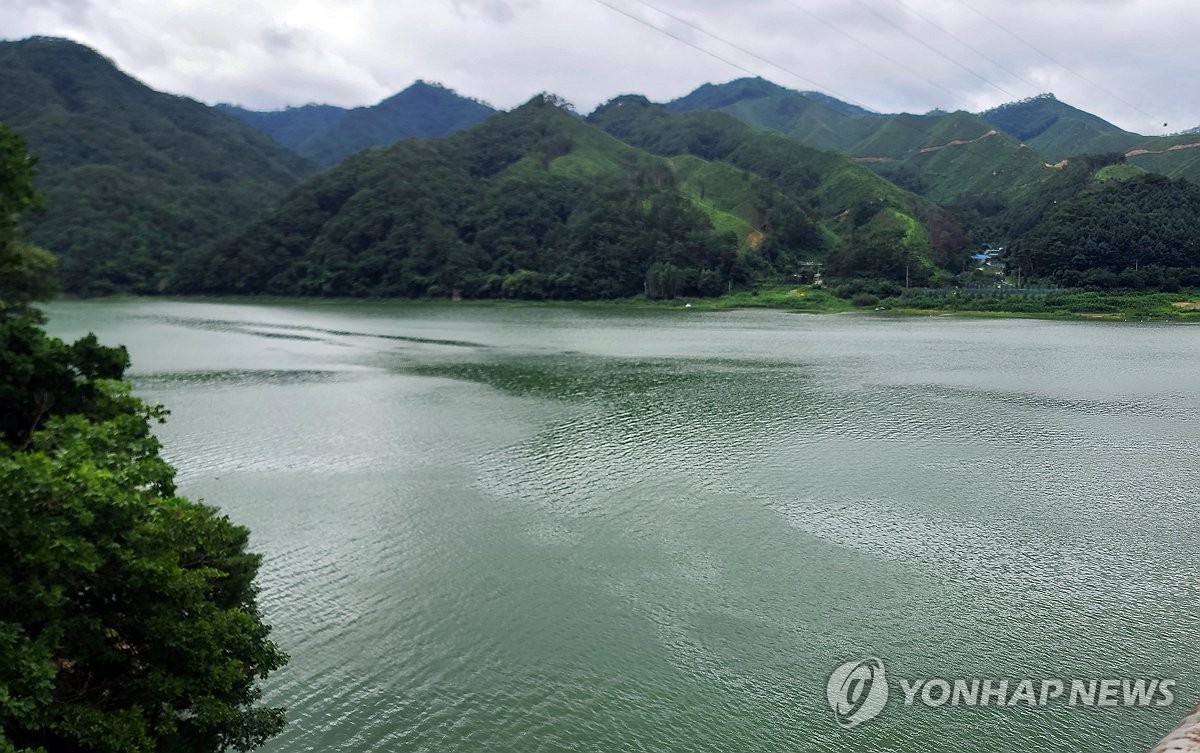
[662,286,1200,320]
[878,290,1200,320]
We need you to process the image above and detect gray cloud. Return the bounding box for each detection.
[450,0,531,24]
[0,0,1193,133]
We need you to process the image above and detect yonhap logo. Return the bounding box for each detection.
[825,658,1180,732]
[827,658,889,729]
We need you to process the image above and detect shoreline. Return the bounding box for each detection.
[49,286,1200,322]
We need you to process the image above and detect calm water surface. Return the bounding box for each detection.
[44,300,1200,752]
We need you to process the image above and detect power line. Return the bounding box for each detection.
[956,0,1159,128]
[618,0,877,112]
[593,0,952,149]
[847,0,1016,100]
[887,0,1043,96]
[779,0,969,105]
[584,0,760,82]
[583,0,1013,157]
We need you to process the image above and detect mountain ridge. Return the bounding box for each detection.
[221,80,494,166]
[174,96,788,298]
[5,37,1198,298]
[0,36,314,294]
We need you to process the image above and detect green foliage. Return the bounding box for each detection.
[0,37,314,295]
[669,155,820,258]
[0,317,129,447]
[0,384,288,753]
[884,289,1200,319]
[978,93,1200,183]
[949,153,1123,249]
[826,209,937,284]
[0,242,58,315]
[1120,141,1200,186]
[178,97,747,300]
[0,126,40,242]
[668,285,853,312]
[587,96,958,282]
[1008,173,1200,284]
[832,278,904,299]
[0,123,286,753]
[668,78,880,153]
[1094,163,1147,182]
[665,79,1056,216]
[980,93,1124,160]
[0,309,288,752]
[667,77,792,113]
[302,82,493,167]
[0,125,57,317]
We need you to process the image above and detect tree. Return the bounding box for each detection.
[0,124,287,753]
[0,126,40,242]
[0,127,56,317]
[0,242,58,316]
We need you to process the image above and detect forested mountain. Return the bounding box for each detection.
[669,77,883,154]
[980,94,1124,160]
[668,77,871,118]
[1081,131,1200,185]
[0,36,314,295]
[214,102,347,151]
[589,95,965,282]
[663,78,1200,268]
[1008,172,1200,288]
[979,93,1200,184]
[222,81,494,167]
[667,78,1057,209]
[174,96,829,298]
[7,34,1199,301]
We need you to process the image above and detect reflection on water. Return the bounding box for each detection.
[43,300,1200,753]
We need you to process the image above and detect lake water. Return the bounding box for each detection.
[44,300,1200,752]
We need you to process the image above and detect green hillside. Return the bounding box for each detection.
[669,78,877,153]
[667,157,756,246]
[589,96,968,282]
[1083,131,1200,184]
[667,79,1056,211]
[671,80,1200,277]
[980,94,1125,160]
[16,35,1194,302]
[0,36,314,295]
[224,81,495,167]
[1008,172,1200,289]
[981,94,1200,184]
[173,96,827,299]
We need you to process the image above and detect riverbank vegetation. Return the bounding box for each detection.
[677,285,1200,320]
[0,124,287,753]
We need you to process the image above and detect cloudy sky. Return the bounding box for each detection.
[1,0,1194,133]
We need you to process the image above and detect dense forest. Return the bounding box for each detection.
[3,36,1200,301]
[0,124,288,753]
[176,98,749,299]
[589,95,966,282]
[219,81,494,167]
[1008,172,1200,289]
[0,37,313,296]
